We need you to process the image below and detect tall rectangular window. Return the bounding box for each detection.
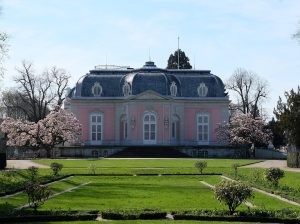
[90,113,102,143]
[143,113,156,144]
[197,113,209,143]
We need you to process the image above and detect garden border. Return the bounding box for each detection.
[0,211,299,223]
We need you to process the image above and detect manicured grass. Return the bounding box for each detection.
[238,168,300,189]
[39,175,225,211]
[35,159,262,168]
[202,176,300,210]
[33,159,262,175]
[1,175,298,214]
[223,167,300,204]
[2,158,299,221]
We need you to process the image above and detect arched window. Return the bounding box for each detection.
[122,82,131,96]
[120,115,128,141]
[92,82,103,96]
[197,113,209,144]
[90,113,103,144]
[197,82,208,97]
[143,112,156,144]
[170,82,177,97]
[171,115,180,141]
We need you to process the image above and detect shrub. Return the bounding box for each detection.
[251,169,261,182]
[25,181,51,212]
[88,164,97,175]
[214,180,253,215]
[50,163,63,176]
[264,167,284,187]
[194,161,207,174]
[231,163,240,176]
[27,166,39,182]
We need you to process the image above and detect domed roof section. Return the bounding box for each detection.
[71,72,125,97]
[174,72,226,97]
[68,61,226,98]
[120,61,181,96]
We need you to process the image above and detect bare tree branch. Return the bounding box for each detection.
[226,68,269,118]
[6,61,71,122]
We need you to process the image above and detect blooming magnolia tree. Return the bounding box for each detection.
[1,109,81,157]
[216,113,272,148]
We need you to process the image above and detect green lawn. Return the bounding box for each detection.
[32,159,261,175]
[238,168,300,189]
[36,158,262,168]
[1,158,300,221]
[1,175,298,214]
[223,167,300,203]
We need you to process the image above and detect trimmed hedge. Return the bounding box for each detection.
[172,209,300,223]
[101,209,167,220]
[287,151,300,168]
[0,153,6,170]
[0,210,98,223]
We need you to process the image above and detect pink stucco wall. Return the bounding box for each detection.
[76,106,115,142]
[71,101,225,145]
[129,104,167,144]
[184,107,222,143]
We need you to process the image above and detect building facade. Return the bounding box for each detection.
[65,61,229,149]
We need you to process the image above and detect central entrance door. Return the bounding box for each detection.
[143,112,156,144]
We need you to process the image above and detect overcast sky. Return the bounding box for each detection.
[1,0,300,119]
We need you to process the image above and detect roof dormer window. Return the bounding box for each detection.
[197,82,208,97]
[123,82,132,96]
[92,82,103,96]
[170,82,177,97]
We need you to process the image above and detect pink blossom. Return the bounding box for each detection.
[0,109,82,151]
[216,113,272,147]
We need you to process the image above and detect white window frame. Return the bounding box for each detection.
[143,112,157,144]
[170,82,177,97]
[197,82,208,97]
[197,113,209,145]
[92,82,103,96]
[90,113,103,144]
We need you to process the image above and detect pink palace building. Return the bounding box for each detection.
[64,61,229,157]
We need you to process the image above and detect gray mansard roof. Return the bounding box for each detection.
[68,61,227,98]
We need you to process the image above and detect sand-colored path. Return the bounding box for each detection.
[7,160,49,169]
[242,160,300,172]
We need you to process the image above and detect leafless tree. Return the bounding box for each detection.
[6,61,71,122]
[1,90,30,119]
[226,68,268,118]
[49,66,70,107]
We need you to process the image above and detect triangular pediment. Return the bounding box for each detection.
[129,90,170,100]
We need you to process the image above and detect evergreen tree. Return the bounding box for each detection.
[267,117,286,148]
[167,49,192,69]
[274,86,300,149]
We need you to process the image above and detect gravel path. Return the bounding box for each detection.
[7,160,49,169]
[242,160,300,172]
